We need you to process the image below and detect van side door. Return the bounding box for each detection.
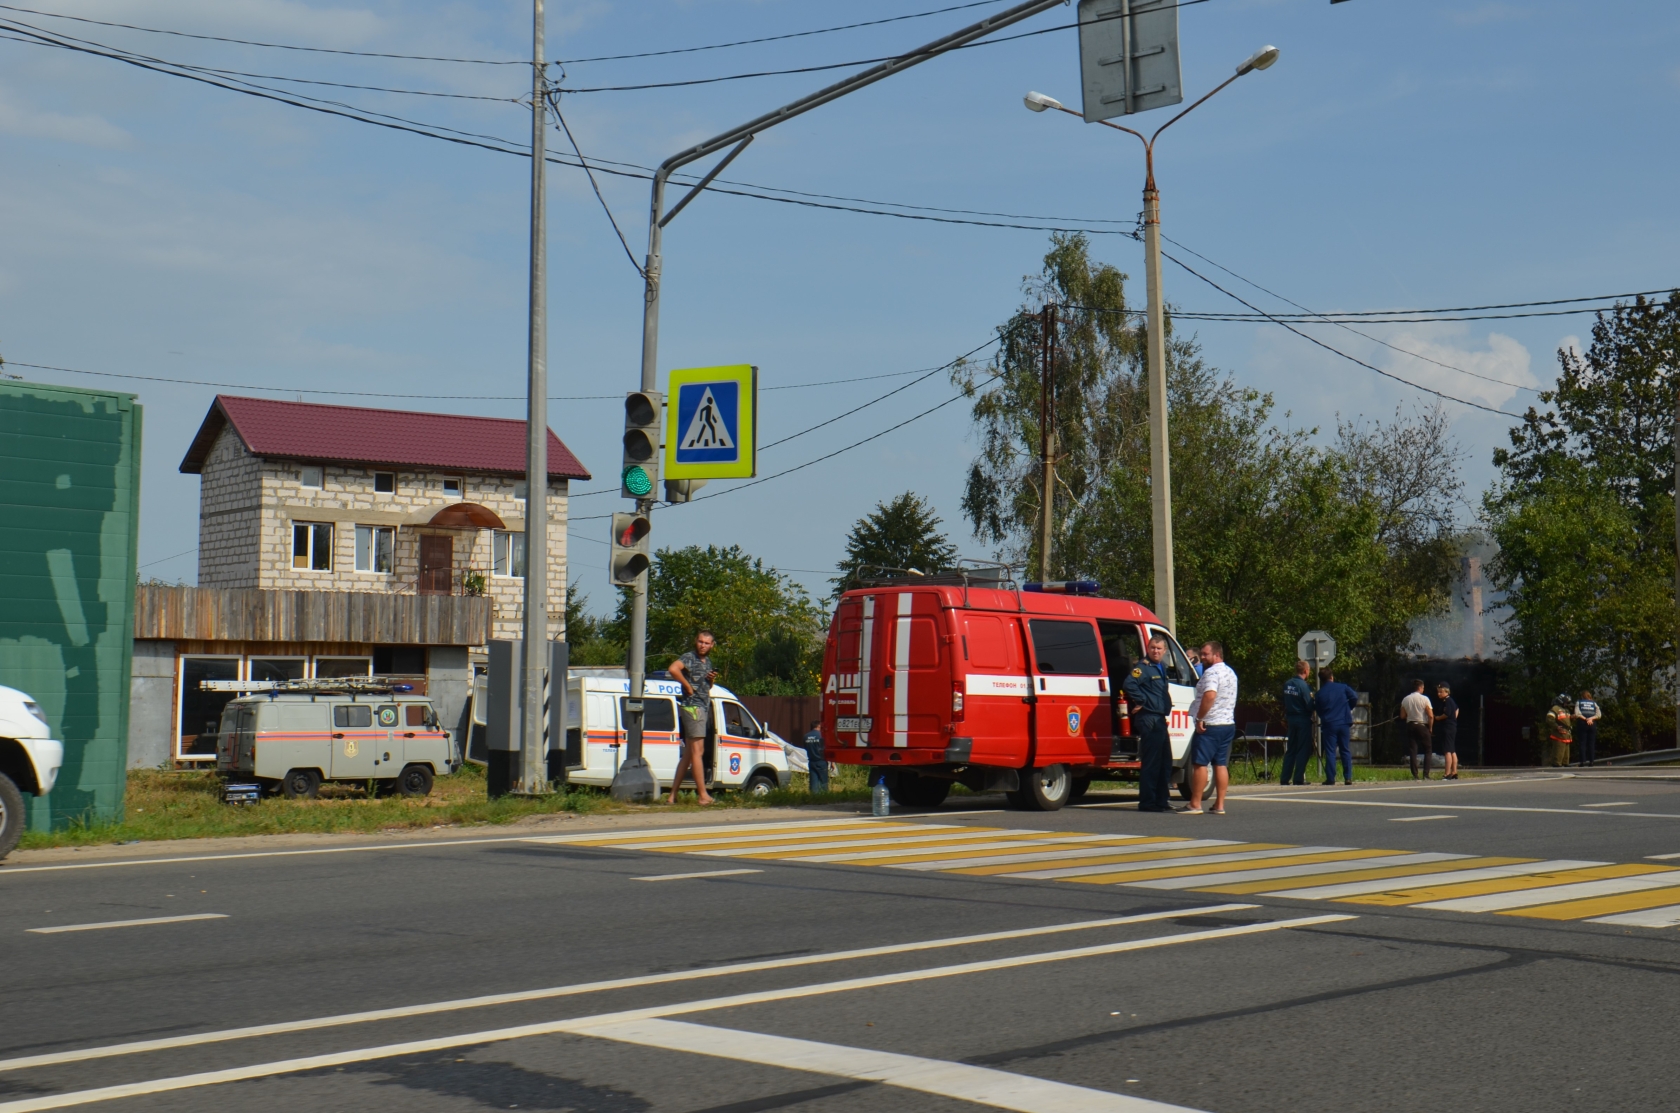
[1025,618,1108,767]
[330,703,379,779]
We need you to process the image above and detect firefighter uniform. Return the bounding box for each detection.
[1124,659,1174,811]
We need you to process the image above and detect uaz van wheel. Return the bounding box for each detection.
[1022,764,1071,811]
[0,772,24,861]
[397,764,435,798]
[280,768,320,799]
[743,771,778,797]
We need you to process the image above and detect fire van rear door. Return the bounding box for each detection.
[871,590,946,751]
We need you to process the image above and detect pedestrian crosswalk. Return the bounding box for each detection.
[546,818,1680,930]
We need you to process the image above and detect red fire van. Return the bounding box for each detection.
[821,570,1200,810]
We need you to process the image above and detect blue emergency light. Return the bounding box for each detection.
[1023,580,1101,596]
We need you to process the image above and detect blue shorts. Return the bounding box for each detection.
[1191,724,1236,767]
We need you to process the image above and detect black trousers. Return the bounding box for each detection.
[1280,717,1314,784]
[1577,725,1597,766]
[1136,713,1172,810]
[1406,721,1433,777]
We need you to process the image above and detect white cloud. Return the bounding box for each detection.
[1376,325,1538,409]
[0,87,131,148]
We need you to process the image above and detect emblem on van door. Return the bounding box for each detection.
[378,707,399,727]
[345,739,359,758]
[729,753,742,775]
[1066,709,1082,735]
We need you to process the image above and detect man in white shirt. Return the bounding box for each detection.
[1400,680,1435,780]
[1186,641,1238,814]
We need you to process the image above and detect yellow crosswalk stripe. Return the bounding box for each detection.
[818,836,1189,868]
[1501,883,1680,921]
[1340,863,1669,907]
[939,839,1250,876]
[572,822,931,849]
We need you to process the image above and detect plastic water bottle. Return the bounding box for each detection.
[872,775,891,817]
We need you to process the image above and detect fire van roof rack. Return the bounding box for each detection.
[852,560,1019,607]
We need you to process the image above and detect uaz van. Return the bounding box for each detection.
[820,570,1199,811]
[215,680,456,799]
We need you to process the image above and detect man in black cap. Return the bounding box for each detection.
[1124,633,1177,812]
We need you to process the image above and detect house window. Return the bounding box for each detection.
[249,657,306,684]
[299,465,323,488]
[177,656,240,760]
[292,522,333,571]
[513,480,528,500]
[374,472,396,493]
[315,657,372,678]
[355,525,394,573]
[442,477,463,497]
[492,530,526,578]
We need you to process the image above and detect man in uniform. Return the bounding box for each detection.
[1280,660,1316,786]
[1124,633,1176,812]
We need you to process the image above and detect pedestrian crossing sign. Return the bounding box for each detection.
[664,364,757,479]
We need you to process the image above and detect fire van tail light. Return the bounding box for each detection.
[952,684,965,720]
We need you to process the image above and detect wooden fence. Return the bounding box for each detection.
[135,584,491,646]
[740,696,823,745]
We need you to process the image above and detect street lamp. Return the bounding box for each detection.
[1023,45,1279,637]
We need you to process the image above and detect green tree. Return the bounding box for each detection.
[833,492,959,591]
[604,544,826,696]
[564,584,627,667]
[1484,292,1680,750]
[957,233,1459,697]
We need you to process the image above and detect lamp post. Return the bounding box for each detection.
[1023,44,1279,636]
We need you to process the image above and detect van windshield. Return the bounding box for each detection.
[1028,619,1104,675]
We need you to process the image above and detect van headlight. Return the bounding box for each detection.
[22,700,50,732]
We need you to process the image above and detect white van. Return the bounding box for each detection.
[562,672,795,795]
[213,680,456,799]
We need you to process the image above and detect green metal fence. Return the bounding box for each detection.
[0,381,142,830]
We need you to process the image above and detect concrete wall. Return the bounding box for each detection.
[127,640,176,769]
[427,645,471,759]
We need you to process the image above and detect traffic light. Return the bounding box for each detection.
[663,478,708,503]
[621,390,663,499]
[609,511,651,584]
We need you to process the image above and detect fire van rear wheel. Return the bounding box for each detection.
[1069,774,1092,802]
[886,772,950,810]
[1021,765,1072,812]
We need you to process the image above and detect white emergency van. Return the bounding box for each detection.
[212,679,456,799]
[0,683,64,861]
[562,669,795,795]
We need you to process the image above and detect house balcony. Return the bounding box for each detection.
[136,583,492,646]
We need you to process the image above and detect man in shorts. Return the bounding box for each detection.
[1434,683,1460,780]
[1185,641,1237,815]
[667,630,717,805]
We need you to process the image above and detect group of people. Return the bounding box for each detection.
[1548,691,1602,767]
[1279,663,1363,785]
[1398,679,1461,780]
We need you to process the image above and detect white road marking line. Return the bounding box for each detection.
[0,905,1256,1075]
[1241,797,1680,819]
[1,818,889,877]
[1128,852,1470,890]
[1645,852,1680,860]
[630,869,762,882]
[1390,815,1456,822]
[0,914,1345,1112]
[575,1018,1193,1112]
[1002,845,1345,882]
[1415,875,1680,913]
[1243,774,1568,798]
[1589,903,1680,928]
[696,837,1061,859]
[683,831,1045,857]
[1579,802,1635,808]
[1266,860,1607,900]
[579,823,956,851]
[26,914,227,935]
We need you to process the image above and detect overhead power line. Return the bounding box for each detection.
[0,2,525,64]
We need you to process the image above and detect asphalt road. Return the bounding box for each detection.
[5,770,1680,1113]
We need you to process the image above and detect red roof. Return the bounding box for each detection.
[179,395,590,480]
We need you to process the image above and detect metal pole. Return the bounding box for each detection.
[609,173,668,803]
[608,0,1064,801]
[1039,303,1056,583]
[517,0,549,796]
[1142,169,1175,635]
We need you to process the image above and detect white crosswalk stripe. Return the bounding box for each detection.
[559,820,1680,931]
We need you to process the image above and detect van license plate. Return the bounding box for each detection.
[837,717,872,733]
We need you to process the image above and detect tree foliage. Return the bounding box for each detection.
[569,545,826,695]
[1484,292,1680,748]
[957,234,1465,696]
[834,491,959,591]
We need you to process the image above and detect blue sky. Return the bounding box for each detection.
[3,0,1676,618]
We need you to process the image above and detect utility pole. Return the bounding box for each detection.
[1039,302,1058,584]
[517,0,549,796]
[1673,389,1679,750]
[1141,178,1174,634]
[609,0,1068,802]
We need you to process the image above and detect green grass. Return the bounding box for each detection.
[17,759,1476,851]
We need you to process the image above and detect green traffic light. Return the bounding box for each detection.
[622,464,652,496]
